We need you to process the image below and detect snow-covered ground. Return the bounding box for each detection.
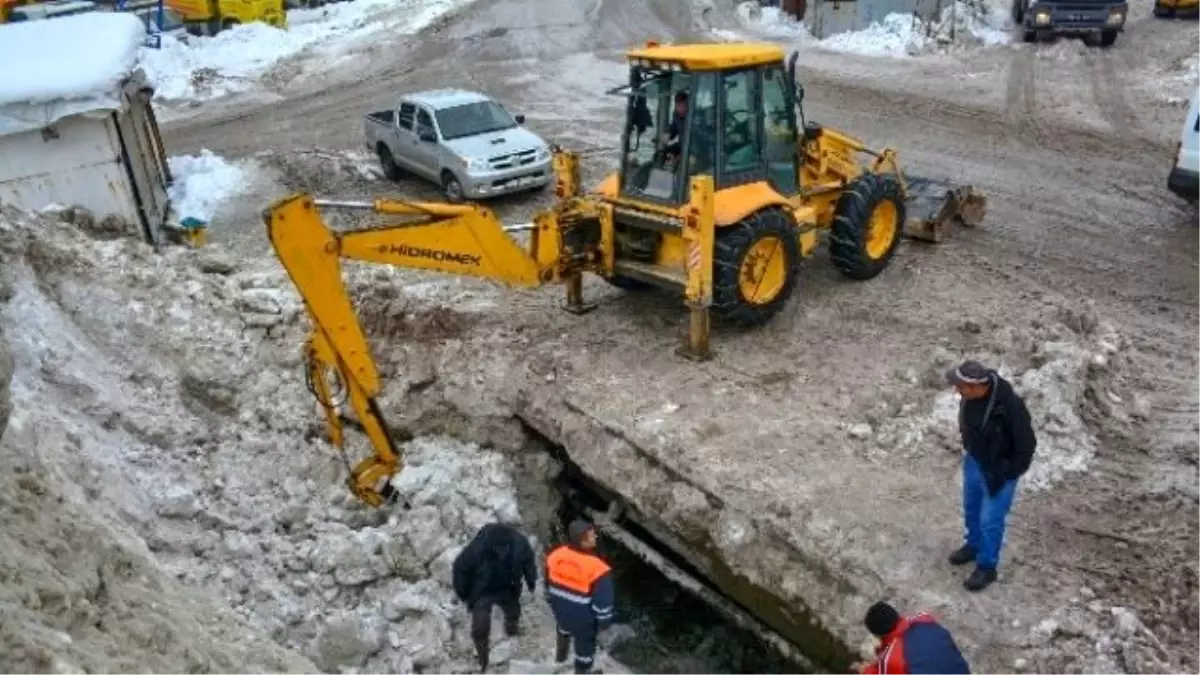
[139,0,472,103]
[718,0,1012,59]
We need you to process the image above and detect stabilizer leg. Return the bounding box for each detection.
[562,272,598,315]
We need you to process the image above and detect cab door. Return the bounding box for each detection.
[761,64,799,196]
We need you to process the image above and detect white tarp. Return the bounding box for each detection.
[0,12,145,136]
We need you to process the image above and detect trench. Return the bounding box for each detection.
[503,428,833,674]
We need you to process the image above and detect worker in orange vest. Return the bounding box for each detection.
[545,520,616,674]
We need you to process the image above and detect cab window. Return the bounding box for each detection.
[719,69,765,188]
[762,65,797,195]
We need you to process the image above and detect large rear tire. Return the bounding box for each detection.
[377,144,402,181]
[712,208,800,325]
[829,173,906,281]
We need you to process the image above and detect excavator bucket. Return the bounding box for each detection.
[902,176,987,243]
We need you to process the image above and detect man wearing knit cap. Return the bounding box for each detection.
[544,519,615,674]
[857,601,970,674]
[945,359,1037,591]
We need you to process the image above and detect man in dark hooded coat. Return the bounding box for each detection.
[452,522,537,672]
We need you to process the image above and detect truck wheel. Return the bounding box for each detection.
[1153,3,1174,17]
[442,171,465,203]
[377,145,402,181]
[829,173,906,281]
[1022,30,1037,43]
[1098,30,1118,48]
[221,19,240,32]
[712,207,800,325]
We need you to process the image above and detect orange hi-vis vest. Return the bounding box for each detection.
[546,546,610,595]
[545,545,615,630]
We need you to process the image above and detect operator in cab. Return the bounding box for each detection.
[659,90,690,168]
[546,520,615,674]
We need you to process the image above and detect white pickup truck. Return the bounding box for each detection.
[364,88,553,202]
[1168,90,1198,204]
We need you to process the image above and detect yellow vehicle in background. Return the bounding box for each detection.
[1153,0,1199,17]
[166,0,285,36]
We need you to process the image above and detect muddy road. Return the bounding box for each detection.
[161,0,1199,670]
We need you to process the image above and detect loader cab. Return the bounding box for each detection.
[614,47,800,208]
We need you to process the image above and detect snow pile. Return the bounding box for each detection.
[1162,53,1199,105]
[858,307,1130,491]
[0,203,630,673]
[139,0,471,102]
[719,0,809,40]
[168,150,254,224]
[0,12,144,107]
[717,0,1011,58]
[820,14,929,59]
[930,1,1012,47]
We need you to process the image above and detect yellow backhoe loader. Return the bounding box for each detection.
[266,42,987,506]
[1153,0,1199,18]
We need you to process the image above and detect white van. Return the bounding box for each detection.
[1168,89,1199,203]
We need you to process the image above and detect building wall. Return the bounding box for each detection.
[0,114,141,226]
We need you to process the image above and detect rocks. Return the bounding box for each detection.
[308,612,386,672]
[847,422,873,440]
[196,249,238,275]
[155,484,200,520]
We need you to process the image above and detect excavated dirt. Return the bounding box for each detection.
[2,0,1196,673]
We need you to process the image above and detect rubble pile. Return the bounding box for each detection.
[0,204,625,673]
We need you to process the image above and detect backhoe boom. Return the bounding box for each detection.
[265,194,561,505]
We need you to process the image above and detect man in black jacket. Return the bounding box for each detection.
[452,522,537,672]
[945,360,1037,592]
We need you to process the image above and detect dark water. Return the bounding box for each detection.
[602,543,799,674]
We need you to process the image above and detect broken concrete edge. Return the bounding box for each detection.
[393,383,862,670]
[516,393,860,672]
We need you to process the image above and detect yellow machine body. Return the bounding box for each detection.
[267,41,986,506]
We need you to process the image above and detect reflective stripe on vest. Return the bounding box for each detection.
[546,546,610,596]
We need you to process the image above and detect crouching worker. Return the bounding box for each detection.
[546,519,615,674]
[858,601,970,674]
[452,523,537,673]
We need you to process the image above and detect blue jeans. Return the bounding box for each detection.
[962,454,1018,569]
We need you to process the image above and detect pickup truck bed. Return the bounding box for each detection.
[367,110,394,125]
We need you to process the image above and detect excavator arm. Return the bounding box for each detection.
[265,194,571,506]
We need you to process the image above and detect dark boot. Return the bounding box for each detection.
[948,544,976,566]
[473,637,489,673]
[504,620,520,637]
[964,566,997,592]
[555,632,570,664]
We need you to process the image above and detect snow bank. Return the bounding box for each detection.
[0,12,144,107]
[718,0,1011,59]
[139,0,470,102]
[168,150,253,223]
[820,14,928,59]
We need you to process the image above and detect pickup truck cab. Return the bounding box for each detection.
[364,89,552,202]
[1168,90,1199,204]
[1012,0,1128,46]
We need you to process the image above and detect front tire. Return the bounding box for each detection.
[829,173,906,281]
[441,171,465,203]
[712,207,800,325]
[1098,30,1118,48]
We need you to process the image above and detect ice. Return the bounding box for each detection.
[0,12,144,107]
[139,0,473,103]
[167,150,252,224]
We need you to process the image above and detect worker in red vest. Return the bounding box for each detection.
[858,602,970,674]
[545,520,615,674]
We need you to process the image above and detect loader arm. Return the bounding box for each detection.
[265,194,556,506]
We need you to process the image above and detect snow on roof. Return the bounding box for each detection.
[0,12,146,136]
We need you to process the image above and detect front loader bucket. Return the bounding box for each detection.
[902,176,987,243]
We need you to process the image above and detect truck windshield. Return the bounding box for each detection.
[435,101,517,140]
